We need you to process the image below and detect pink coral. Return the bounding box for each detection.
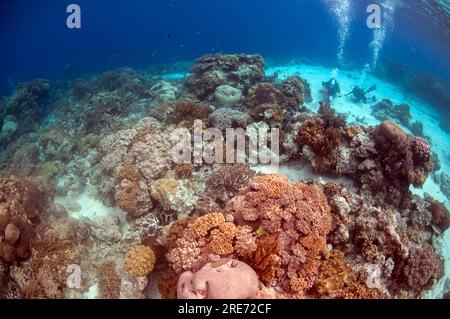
[177,259,260,299]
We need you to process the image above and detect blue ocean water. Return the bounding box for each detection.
[0,0,449,95]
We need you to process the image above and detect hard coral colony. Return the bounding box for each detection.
[0,52,448,301]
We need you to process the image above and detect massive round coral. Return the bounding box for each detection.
[177,259,260,299]
[124,245,156,277]
[0,177,46,264]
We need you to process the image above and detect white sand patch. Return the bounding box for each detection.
[55,182,128,228]
[160,72,188,80]
[83,283,99,299]
[266,63,450,210]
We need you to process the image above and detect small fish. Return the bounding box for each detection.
[165,33,171,39]
[171,0,177,7]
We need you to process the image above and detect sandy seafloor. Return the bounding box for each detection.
[55,62,450,298]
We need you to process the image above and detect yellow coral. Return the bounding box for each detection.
[190,213,236,255]
[124,245,156,277]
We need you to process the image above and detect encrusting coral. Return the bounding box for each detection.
[0,177,47,264]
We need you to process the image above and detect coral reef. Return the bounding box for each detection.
[280,76,312,105]
[373,121,434,188]
[200,164,255,210]
[0,79,50,138]
[295,109,434,205]
[187,54,265,100]
[167,213,237,273]
[0,53,447,300]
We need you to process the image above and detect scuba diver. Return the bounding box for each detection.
[321,78,341,101]
[346,84,377,103]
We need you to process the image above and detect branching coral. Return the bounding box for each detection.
[174,164,195,180]
[166,99,213,127]
[297,103,345,163]
[114,178,153,218]
[16,227,82,299]
[97,261,121,299]
[124,245,156,277]
[298,118,340,157]
[202,164,255,209]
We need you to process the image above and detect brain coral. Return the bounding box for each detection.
[124,245,156,277]
[214,85,243,106]
[177,259,260,299]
